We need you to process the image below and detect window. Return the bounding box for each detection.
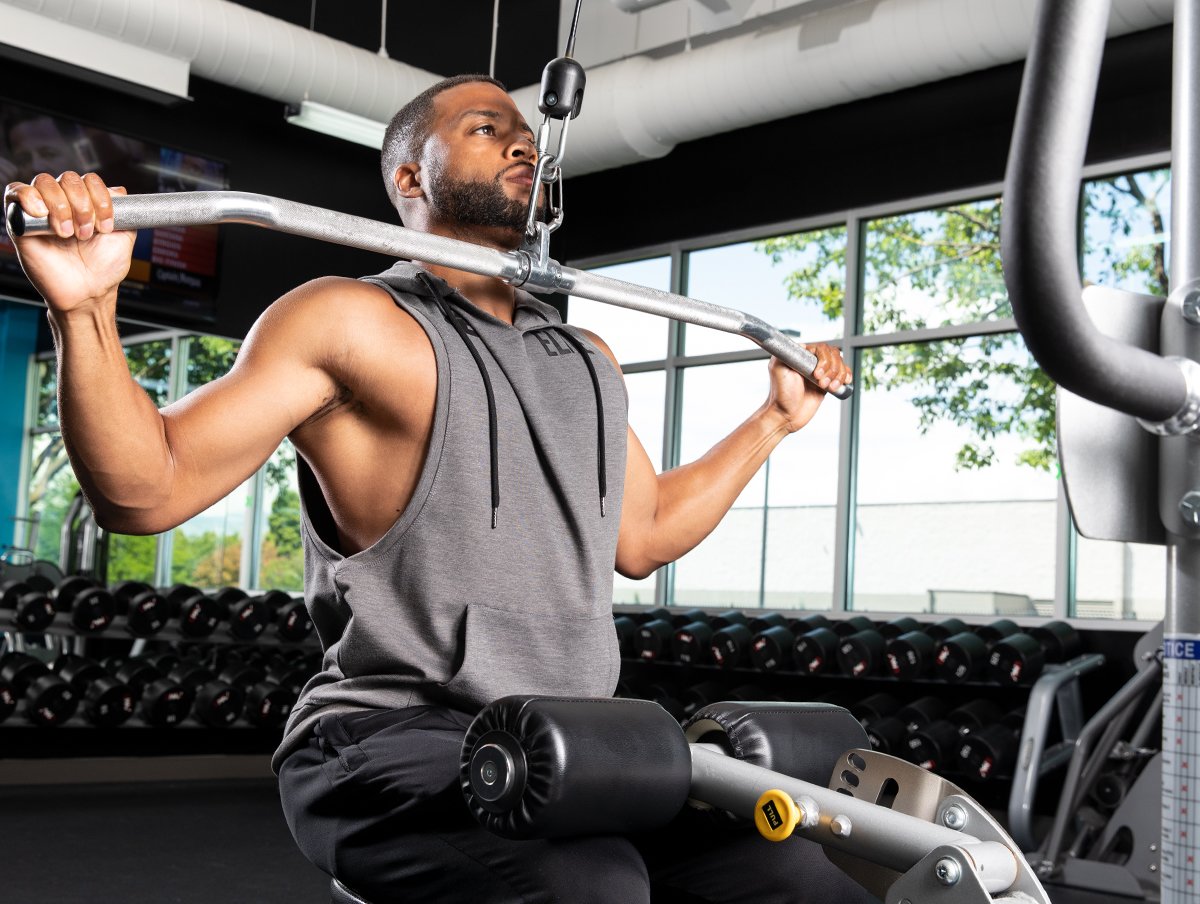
[568,257,671,364]
[257,439,304,592]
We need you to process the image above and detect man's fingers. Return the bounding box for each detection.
[82,173,115,233]
[57,171,96,239]
[31,172,72,237]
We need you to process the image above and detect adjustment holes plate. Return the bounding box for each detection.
[839,769,860,788]
[847,752,867,771]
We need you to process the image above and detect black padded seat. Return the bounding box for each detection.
[331,877,373,904]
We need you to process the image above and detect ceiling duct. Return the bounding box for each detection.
[0,0,1176,176]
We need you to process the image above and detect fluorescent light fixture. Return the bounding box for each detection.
[286,101,387,149]
[0,5,190,103]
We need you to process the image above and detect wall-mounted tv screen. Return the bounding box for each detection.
[0,99,227,323]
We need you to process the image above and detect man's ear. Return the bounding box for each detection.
[395,162,423,198]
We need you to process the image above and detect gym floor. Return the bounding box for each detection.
[0,777,1129,904]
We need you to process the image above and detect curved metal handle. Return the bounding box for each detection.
[6,191,851,400]
[1000,0,1185,423]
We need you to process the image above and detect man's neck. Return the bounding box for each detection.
[422,221,522,324]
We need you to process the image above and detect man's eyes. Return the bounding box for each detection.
[473,124,496,135]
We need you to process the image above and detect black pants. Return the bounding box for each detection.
[278,706,880,904]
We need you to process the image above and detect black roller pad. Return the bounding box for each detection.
[460,696,692,840]
[683,701,869,788]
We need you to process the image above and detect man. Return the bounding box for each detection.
[5,74,864,903]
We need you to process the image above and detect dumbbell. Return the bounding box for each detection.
[109,581,169,637]
[114,658,192,728]
[933,619,1022,682]
[217,663,294,729]
[212,587,273,640]
[258,589,313,641]
[168,661,245,728]
[791,617,872,675]
[53,575,116,634]
[264,653,315,698]
[679,679,727,718]
[986,621,1082,685]
[613,608,671,658]
[0,578,56,631]
[849,692,902,732]
[671,610,746,665]
[52,654,135,728]
[0,675,16,723]
[0,652,79,726]
[638,681,687,721]
[886,618,969,679]
[749,614,830,671]
[163,584,223,638]
[836,617,921,678]
[957,707,1026,780]
[860,695,950,755]
[635,609,707,661]
[711,614,788,669]
[904,700,1005,771]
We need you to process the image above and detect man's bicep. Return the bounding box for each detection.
[140,282,345,531]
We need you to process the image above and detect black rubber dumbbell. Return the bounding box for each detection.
[849,692,901,732]
[862,695,950,755]
[957,707,1026,781]
[672,610,746,665]
[796,616,876,675]
[0,675,16,724]
[163,584,223,638]
[212,587,273,641]
[0,578,56,631]
[258,589,313,641]
[111,656,192,727]
[635,609,707,662]
[711,614,788,669]
[613,608,671,658]
[53,654,135,728]
[749,614,830,672]
[169,662,244,727]
[53,575,116,634]
[886,618,968,679]
[904,699,1004,772]
[109,581,169,637]
[934,619,1021,682]
[218,663,294,729]
[680,679,727,718]
[987,621,1082,685]
[837,617,921,678]
[0,652,78,726]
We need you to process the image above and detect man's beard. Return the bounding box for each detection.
[427,166,545,234]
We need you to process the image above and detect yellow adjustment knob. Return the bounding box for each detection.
[754,789,801,842]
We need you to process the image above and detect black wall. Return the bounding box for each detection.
[5,23,1174,342]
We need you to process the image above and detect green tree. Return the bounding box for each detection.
[756,169,1169,472]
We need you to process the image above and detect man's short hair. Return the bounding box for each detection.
[380,74,507,210]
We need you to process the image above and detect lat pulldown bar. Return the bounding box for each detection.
[6,192,852,400]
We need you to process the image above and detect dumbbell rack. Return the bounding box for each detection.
[614,606,1147,815]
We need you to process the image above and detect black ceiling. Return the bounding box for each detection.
[231,0,561,90]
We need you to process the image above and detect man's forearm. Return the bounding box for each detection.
[641,403,790,569]
[51,297,175,525]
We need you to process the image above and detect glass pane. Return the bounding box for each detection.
[124,339,172,406]
[1082,168,1171,296]
[1075,167,1170,621]
[34,359,57,429]
[185,335,241,392]
[1074,530,1165,621]
[170,480,252,589]
[106,533,159,583]
[258,439,304,592]
[613,371,666,604]
[852,334,1058,615]
[24,432,79,562]
[671,361,769,607]
[683,228,846,356]
[862,199,1006,334]
[569,257,671,364]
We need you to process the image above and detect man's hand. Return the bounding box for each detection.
[4,172,134,314]
[766,343,853,433]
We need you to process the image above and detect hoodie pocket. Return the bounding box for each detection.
[438,603,620,711]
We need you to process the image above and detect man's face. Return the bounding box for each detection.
[9,117,82,176]
[421,83,542,239]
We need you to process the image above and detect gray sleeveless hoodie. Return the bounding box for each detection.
[272,261,628,772]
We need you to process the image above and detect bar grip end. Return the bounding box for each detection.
[5,202,47,238]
